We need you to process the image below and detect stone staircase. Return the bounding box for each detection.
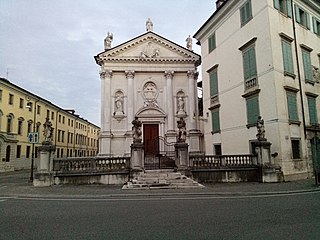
[122,170,205,189]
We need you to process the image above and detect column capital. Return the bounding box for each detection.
[125,70,135,79]
[100,70,112,79]
[187,70,199,80]
[164,70,174,79]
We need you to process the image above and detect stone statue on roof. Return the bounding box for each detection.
[186,35,193,50]
[146,18,153,32]
[104,32,113,50]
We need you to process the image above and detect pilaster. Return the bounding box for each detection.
[125,70,135,132]
[165,70,175,132]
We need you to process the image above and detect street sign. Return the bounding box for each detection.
[27,132,39,144]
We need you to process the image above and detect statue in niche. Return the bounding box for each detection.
[177,96,186,116]
[104,32,113,50]
[43,117,54,144]
[256,116,266,141]
[114,92,124,116]
[132,117,142,143]
[186,35,193,51]
[177,117,187,143]
[146,18,153,32]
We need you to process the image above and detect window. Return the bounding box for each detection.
[51,112,54,120]
[19,98,24,108]
[274,0,292,17]
[286,91,299,122]
[208,32,216,52]
[61,131,65,143]
[242,45,257,90]
[9,94,14,105]
[26,146,31,158]
[47,110,50,118]
[18,119,23,135]
[16,145,21,158]
[302,49,313,83]
[0,89,2,101]
[35,147,38,158]
[61,148,64,158]
[240,0,252,26]
[7,115,13,133]
[58,114,61,123]
[27,121,32,134]
[36,122,40,133]
[211,109,220,133]
[313,17,320,36]
[27,102,32,112]
[37,105,41,114]
[57,148,60,158]
[291,139,301,159]
[281,39,294,75]
[307,96,318,125]
[295,5,310,29]
[246,95,260,126]
[214,144,222,155]
[209,69,218,97]
[58,130,61,142]
[62,116,65,124]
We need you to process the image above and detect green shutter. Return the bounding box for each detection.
[210,71,218,96]
[308,97,318,125]
[246,96,259,125]
[302,50,313,81]
[248,47,257,78]
[313,17,319,35]
[274,0,280,10]
[287,92,298,121]
[211,110,220,132]
[282,40,294,74]
[240,0,252,25]
[295,4,301,23]
[208,33,216,52]
[287,0,292,18]
[243,50,250,80]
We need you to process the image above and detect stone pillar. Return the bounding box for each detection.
[126,71,135,131]
[165,70,176,142]
[175,142,189,172]
[254,140,283,183]
[99,70,112,155]
[33,144,56,187]
[130,142,144,171]
[187,70,198,131]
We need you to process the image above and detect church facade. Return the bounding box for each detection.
[95,22,202,163]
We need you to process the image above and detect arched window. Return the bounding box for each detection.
[6,113,14,133]
[17,117,24,135]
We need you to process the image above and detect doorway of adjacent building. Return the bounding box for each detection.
[143,124,176,170]
[311,137,320,184]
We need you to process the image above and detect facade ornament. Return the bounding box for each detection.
[146,18,153,32]
[140,42,160,58]
[164,70,174,79]
[142,81,159,108]
[177,117,187,143]
[99,70,112,79]
[104,32,113,50]
[125,70,135,79]
[132,117,142,143]
[176,92,186,116]
[256,116,266,141]
[186,35,193,51]
[313,66,320,83]
[114,91,125,117]
[43,117,54,144]
[187,70,198,80]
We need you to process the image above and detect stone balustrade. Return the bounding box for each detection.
[191,154,257,168]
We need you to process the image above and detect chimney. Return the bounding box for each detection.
[216,0,225,9]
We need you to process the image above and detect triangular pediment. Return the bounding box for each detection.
[95,32,200,66]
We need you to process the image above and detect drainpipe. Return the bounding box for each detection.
[291,1,307,139]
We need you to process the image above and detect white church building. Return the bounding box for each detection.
[95,20,202,166]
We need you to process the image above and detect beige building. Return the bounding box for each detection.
[0,77,100,172]
[95,20,202,167]
[194,0,320,180]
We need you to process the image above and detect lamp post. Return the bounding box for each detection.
[27,99,39,182]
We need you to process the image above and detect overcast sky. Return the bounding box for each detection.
[0,0,215,126]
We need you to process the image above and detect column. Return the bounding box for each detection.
[187,70,199,131]
[165,70,175,132]
[125,70,135,131]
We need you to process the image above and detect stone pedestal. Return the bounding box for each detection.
[33,144,56,187]
[175,142,189,171]
[130,142,144,171]
[254,140,283,183]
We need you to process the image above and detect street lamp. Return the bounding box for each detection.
[26,99,39,182]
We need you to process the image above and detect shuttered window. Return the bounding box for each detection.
[281,39,294,74]
[242,45,257,80]
[273,0,292,17]
[246,95,260,125]
[295,4,310,29]
[240,0,252,26]
[209,69,218,97]
[208,32,216,53]
[211,109,220,133]
[307,96,318,125]
[302,49,313,82]
[313,17,320,36]
[286,91,299,122]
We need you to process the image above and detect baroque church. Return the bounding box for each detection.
[95,19,202,165]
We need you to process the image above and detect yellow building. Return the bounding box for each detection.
[0,77,100,172]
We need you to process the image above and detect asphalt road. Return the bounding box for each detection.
[1,191,319,240]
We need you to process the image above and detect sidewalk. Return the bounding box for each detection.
[1,170,319,198]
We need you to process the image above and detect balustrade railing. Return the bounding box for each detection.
[191,154,257,168]
[53,156,130,174]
